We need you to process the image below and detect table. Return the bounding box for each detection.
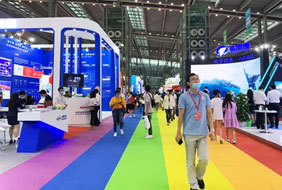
[17,109,68,152]
[254,110,277,133]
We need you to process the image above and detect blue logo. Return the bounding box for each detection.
[216,42,251,56]
[216,46,228,56]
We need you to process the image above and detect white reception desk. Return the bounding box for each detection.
[66,97,91,125]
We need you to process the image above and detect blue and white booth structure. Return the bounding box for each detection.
[0,18,120,152]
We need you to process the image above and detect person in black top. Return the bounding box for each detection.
[39,90,53,107]
[19,90,27,108]
[7,93,23,144]
[247,89,256,125]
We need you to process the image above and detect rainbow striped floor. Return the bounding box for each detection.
[0,110,281,190]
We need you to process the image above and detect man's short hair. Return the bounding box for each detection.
[212,89,219,96]
[186,73,197,82]
[39,90,47,95]
[270,84,276,89]
[19,90,26,95]
[258,86,264,90]
[58,87,63,91]
[145,85,151,92]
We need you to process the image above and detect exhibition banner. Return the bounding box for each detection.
[0,57,12,77]
[14,64,43,79]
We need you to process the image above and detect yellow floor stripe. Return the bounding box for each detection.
[209,139,282,190]
[157,110,233,190]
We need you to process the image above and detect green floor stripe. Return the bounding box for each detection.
[105,112,169,190]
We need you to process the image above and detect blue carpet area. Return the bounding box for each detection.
[41,113,142,190]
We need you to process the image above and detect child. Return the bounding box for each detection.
[222,94,239,144]
[211,89,224,144]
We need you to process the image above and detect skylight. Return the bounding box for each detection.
[66,3,89,19]
[8,1,36,17]
[127,7,146,30]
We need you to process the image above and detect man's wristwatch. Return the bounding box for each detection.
[210,129,215,132]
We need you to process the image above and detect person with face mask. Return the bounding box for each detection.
[54,87,67,108]
[19,90,27,108]
[39,90,53,107]
[109,89,126,137]
[175,73,215,190]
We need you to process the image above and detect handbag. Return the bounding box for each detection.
[89,106,94,111]
[144,115,151,130]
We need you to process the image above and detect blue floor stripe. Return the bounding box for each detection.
[41,112,142,190]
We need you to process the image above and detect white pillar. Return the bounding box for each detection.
[65,35,69,73]
[74,37,78,94]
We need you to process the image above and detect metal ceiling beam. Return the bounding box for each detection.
[263,0,282,14]
[239,0,253,10]
[57,2,77,17]
[215,0,223,8]
[80,4,98,22]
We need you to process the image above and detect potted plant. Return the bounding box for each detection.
[234,93,250,127]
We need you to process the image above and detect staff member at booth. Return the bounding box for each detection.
[39,90,53,107]
[54,87,67,108]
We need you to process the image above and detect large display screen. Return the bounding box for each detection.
[191,58,261,96]
[63,73,84,87]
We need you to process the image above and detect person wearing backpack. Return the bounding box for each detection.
[143,85,153,139]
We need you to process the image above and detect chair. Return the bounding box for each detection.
[0,121,10,151]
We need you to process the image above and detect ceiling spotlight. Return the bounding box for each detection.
[158,1,162,4]
[93,3,95,6]
[170,3,174,5]
[180,10,183,13]
[29,0,32,3]
[191,56,195,60]
[103,4,106,6]
[10,35,14,39]
[39,0,42,2]
[239,16,242,19]
[29,37,35,42]
[255,47,259,51]
[272,45,277,48]
[16,32,22,36]
[181,3,185,7]
[169,9,172,12]
[146,1,150,3]
[215,14,218,17]
[233,9,236,12]
[18,0,21,2]
[165,34,167,36]
[213,39,216,42]
[220,8,223,10]
[260,44,264,49]
[149,33,151,35]
[257,12,260,14]
[157,33,159,36]
[208,6,211,9]
[264,44,269,48]
[227,15,230,18]
[201,56,205,60]
[158,8,161,11]
[4,30,7,32]
[82,3,84,5]
[62,2,64,4]
[147,7,150,10]
[73,29,76,31]
[22,29,25,32]
[135,0,138,2]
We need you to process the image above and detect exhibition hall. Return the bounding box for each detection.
[0,0,281,190]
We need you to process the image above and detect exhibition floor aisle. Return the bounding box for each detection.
[0,110,281,190]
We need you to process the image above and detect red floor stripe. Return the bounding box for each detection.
[225,129,282,176]
[63,126,90,139]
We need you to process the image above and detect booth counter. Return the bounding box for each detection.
[66,97,91,125]
[17,109,68,153]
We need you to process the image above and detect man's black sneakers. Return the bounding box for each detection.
[197,179,205,189]
[190,188,198,190]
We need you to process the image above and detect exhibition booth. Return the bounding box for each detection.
[0,18,120,152]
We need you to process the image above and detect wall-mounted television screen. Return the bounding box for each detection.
[63,73,84,87]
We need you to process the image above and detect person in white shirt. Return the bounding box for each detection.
[254,86,267,129]
[144,85,153,139]
[171,91,177,120]
[210,89,224,144]
[163,91,174,126]
[267,85,282,128]
[54,87,67,107]
[89,89,100,128]
[154,92,161,112]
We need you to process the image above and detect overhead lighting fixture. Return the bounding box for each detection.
[239,16,242,19]
[149,33,151,35]
[135,0,138,2]
[103,4,106,6]
[158,1,162,4]
[213,39,216,42]
[170,3,174,5]
[157,33,160,36]
[147,7,150,10]
[4,30,7,32]
[158,8,161,11]
[16,32,22,36]
[215,14,218,17]
[181,3,185,7]
[264,44,269,48]
[82,3,84,5]
[227,15,230,18]
[208,6,211,9]
[10,35,14,39]
[220,8,223,10]
[233,9,236,12]
[40,29,43,31]
[146,1,150,3]
[62,2,64,4]
[29,37,35,42]
[191,56,195,60]
[165,34,167,36]
[18,0,21,2]
[22,29,25,32]
[180,10,183,13]
[29,0,32,3]
[201,56,205,60]
[172,35,174,37]
[73,29,76,31]
[93,3,95,6]
[257,12,260,14]
[272,45,277,48]
[169,9,172,12]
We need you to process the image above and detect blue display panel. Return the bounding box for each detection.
[102,49,115,111]
[191,58,261,97]
[0,34,53,105]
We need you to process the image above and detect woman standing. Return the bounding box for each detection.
[211,89,224,144]
[247,89,256,125]
[7,93,23,144]
[222,94,239,144]
[89,90,100,129]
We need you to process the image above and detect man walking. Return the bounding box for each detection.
[254,86,267,129]
[175,73,215,190]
